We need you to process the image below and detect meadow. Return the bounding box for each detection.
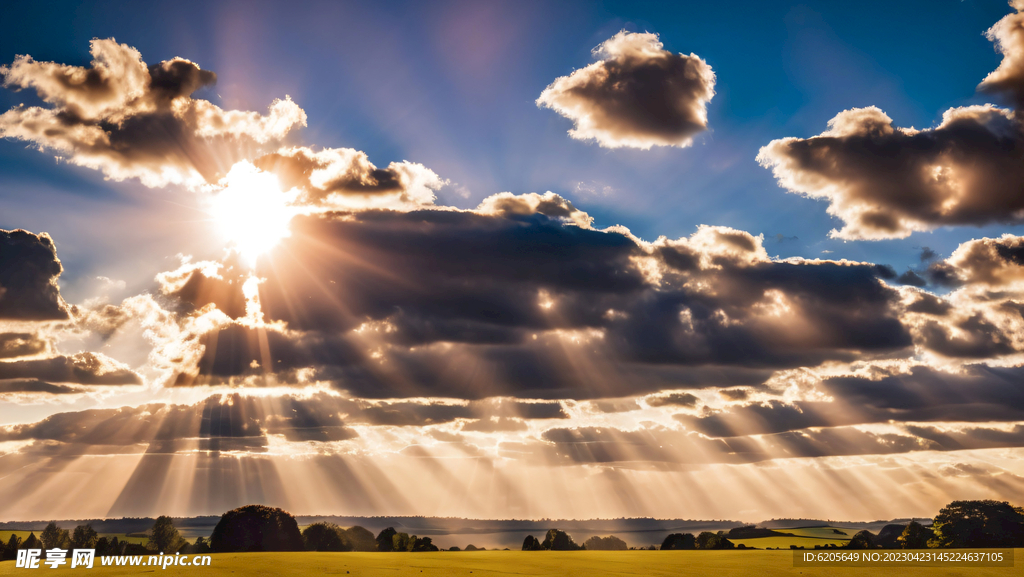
[0,550,1019,577]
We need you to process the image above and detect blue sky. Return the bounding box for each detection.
[2,0,1019,294]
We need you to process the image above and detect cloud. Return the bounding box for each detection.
[537,31,715,149]
[900,235,1024,359]
[0,229,69,320]
[253,146,443,209]
[0,352,141,385]
[978,0,1024,107]
[646,392,700,408]
[0,332,50,359]
[157,197,911,398]
[0,379,79,394]
[756,4,1024,240]
[758,105,1024,239]
[0,39,306,188]
[680,364,1024,438]
[0,393,359,452]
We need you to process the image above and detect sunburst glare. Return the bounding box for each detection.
[209,161,299,266]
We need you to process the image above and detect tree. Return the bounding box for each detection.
[94,537,110,556]
[210,504,304,552]
[41,522,70,550]
[412,537,438,552]
[897,521,932,549]
[188,537,211,555]
[392,532,414,552]
[302,523,348,552]
[696,532,734,550]
[2,534,22,561]
[21,533,41,551]
[107,537,121,556]
[929,500,1024,548]
[343,526,377,552]
[661,533,695,550]
[540,529,582,551]
[376,527,397,552]
[72,525,99,550]
[522,535,542,551]
[584,535,627,551]
[847,530,876,549]
[149,516,186,553]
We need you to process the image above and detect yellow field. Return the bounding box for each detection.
[0,550,1019,577]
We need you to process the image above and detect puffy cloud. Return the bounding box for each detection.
[0,39,306,188]
[0,229,69,320]
[979,0,1024,106]
[757,4,1024,240]
[758,105,1024,239]
[537,31,715,149]
[253,146,444,209]
[897,235,1024,359]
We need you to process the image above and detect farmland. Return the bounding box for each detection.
[1,550,1019,577]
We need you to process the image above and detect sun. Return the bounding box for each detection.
[209,162,298,266]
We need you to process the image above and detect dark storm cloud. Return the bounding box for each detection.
[0,39,305,188]
[537,31,715,149]
[165,199,911,398]
[0,229,69,320]
[0,352,141,385]
[253,147,442,207]
[680,364,1024,438]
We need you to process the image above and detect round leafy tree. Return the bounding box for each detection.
[302,522,347,551]
[210,505,304,552]
[930,500,1024,548]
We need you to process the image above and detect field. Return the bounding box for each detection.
[0,550,1020,577]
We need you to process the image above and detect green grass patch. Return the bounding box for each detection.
[1,550,1020,577]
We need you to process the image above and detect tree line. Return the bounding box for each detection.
[2,498,1021,559]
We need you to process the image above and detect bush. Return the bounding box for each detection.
[210,504,304,552]
[584,535,627,551]
[661,533,695,550]
[302,522,348,551]
[540,529,582,551]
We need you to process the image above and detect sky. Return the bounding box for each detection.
[1,0,1024,523]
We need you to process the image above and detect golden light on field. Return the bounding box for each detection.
[209,162,299,267]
